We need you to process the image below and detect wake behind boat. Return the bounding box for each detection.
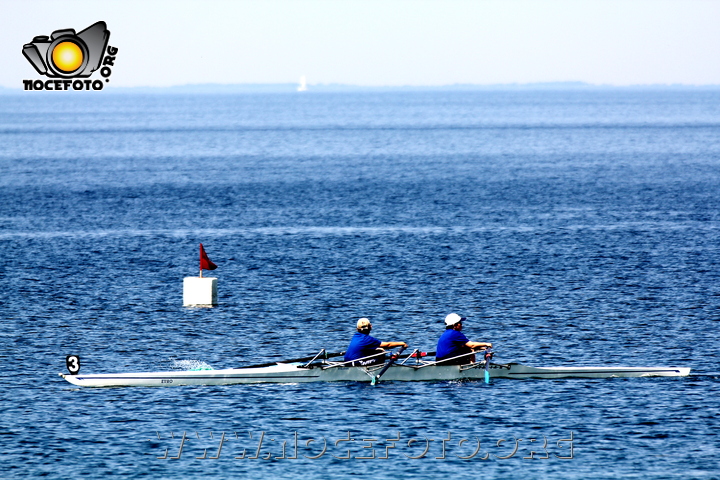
[59,350,690,388]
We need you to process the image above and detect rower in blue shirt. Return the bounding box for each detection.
[436,313,492,365]
[344,318,408,366]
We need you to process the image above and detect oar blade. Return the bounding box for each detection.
[483,349,493,384]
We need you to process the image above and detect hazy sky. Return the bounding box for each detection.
[3,0,720,88]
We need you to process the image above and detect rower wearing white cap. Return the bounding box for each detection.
[436,313,492,365]
[344,318,408,366]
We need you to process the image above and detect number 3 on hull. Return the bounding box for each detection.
[66,355,80,375]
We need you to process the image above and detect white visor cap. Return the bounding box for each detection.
[444,313,465,326]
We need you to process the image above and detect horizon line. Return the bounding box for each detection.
[3,81,720,94]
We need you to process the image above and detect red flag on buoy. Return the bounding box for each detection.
[199,243,217,275]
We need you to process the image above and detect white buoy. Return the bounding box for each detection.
[183,243,219,306]
[183,276,218,307]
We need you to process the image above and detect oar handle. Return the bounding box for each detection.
[391,345,407,359]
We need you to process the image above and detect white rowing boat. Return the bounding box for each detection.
[59,350,690,388]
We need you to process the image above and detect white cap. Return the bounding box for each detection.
[357,318,372,329]
[444,313,465,326]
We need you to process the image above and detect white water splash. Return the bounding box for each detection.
[171,359,214,371]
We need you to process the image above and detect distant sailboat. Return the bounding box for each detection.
[297,75,308,92]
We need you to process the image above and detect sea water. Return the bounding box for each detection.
[0,90,719,479]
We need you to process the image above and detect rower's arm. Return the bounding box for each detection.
[466,342,492,350]
[380,341,408,348]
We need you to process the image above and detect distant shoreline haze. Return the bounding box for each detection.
[3,82,720,94]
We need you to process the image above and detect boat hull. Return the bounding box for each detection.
[59,362,691,388]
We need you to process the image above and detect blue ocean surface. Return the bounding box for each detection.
[1,90,719,479]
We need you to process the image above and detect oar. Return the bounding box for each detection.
[483,348,493,384]
[371,346,406,385]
